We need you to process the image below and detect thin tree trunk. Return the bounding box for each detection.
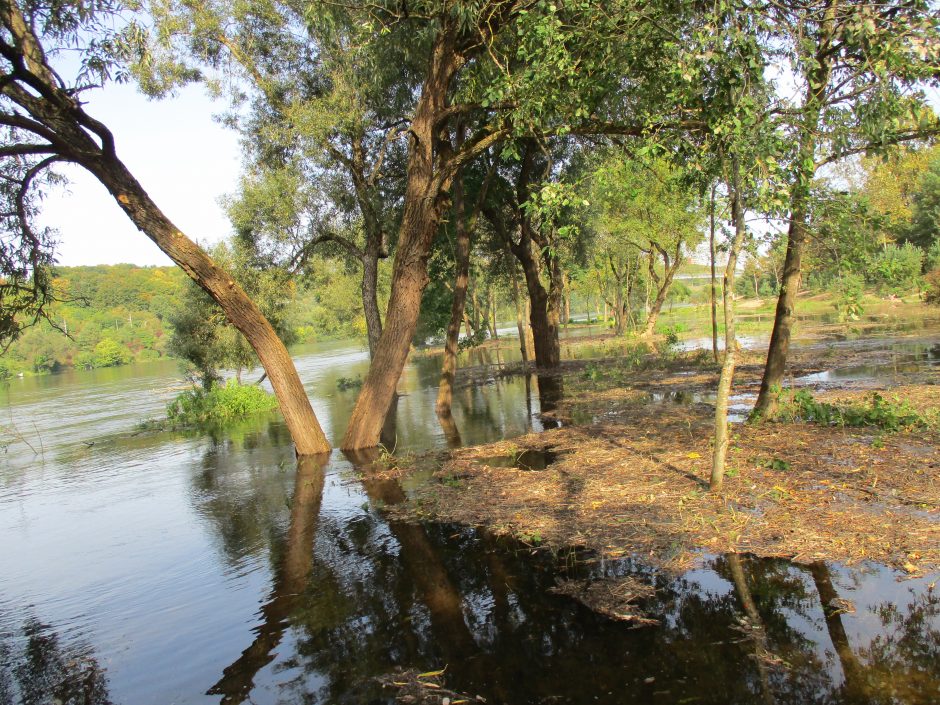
[641,246,682,338]
[711,157,748,491]
[362,250,383,357]
[753,199,807,417]
[92,157,331,455]
[436,157,472,415]
[710,183,720,364]
[510,263,528,364]
[489,288,499,339]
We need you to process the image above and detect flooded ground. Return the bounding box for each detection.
[1,313,939,704]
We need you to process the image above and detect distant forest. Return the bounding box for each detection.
[0,263,371,377]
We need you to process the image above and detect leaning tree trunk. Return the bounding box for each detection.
[752,196,808,417]
[92,156,331,455]
[341,32,462,449]
[711,157,748,491]
[511,272,529,364]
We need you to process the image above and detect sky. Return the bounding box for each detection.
[39,81,242,267]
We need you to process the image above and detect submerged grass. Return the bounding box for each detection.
[167,380,278,424]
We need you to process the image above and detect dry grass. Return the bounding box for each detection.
[397,385,939,576]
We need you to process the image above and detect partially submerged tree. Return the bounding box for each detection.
[0,0,330,454]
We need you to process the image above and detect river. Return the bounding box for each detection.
[1,332,938,704]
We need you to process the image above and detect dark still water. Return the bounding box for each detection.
[1,337,938,704]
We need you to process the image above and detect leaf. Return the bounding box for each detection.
[687,452,701,459]
[418,667,447,678]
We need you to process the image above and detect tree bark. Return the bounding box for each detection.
[91,157,331,455]
[342,29,464,449]
[436,157,472,415]
[709,183,720,364]
[511,268,528,364]
[753,6,834,418]
[752,196,807,417]
[361,250,383,357]
[641,244,682,338]
[711,157,748,490]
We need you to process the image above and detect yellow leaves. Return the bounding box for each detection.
[687,452,701,459]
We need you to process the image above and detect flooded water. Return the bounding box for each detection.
[1,334,938,704]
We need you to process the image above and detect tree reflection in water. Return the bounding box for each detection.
[193,440,939,705]
[0,618,113,705]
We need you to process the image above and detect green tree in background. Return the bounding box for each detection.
[169,244,297,389]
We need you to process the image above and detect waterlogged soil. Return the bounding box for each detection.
[400,314,940,575]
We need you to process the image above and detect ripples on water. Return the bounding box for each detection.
[0,333,938,704]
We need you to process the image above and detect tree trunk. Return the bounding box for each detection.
[641,246,682,338]
[91,156,331,456]
[517,243,559,368]
[436,163,472,415]
[711,157,748,491]
[489,288,498,339]
[752,197,807,417]
[341,31,463,449]
[511,273,528,364]
[753,14,832,418]
[361,250,383,357]
[709,184,720,364]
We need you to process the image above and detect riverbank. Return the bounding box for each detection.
[393,311,940,576]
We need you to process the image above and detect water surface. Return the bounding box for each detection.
[1,334,938,704]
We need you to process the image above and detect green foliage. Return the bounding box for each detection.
[777,389,927,432]
[906,154,940,252]
[1,265,181,375]
[336,375,363,391]
[831,273,865,322]
[168,243,297,387]
[868,243,924,295]
[166,380,278,426]
[924,268,940,306]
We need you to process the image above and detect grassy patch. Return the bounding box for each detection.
[775,389,931,432]
[166,380,278,425]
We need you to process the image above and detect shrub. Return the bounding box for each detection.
[166,379,278,425]
[867,243,923,295]
[925,268,940,306]
[831,273,864,322]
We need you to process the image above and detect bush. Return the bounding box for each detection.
[925,268,940,306]
[867,243,923,295]
[831,273,864,322]
[166,379,278,425]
